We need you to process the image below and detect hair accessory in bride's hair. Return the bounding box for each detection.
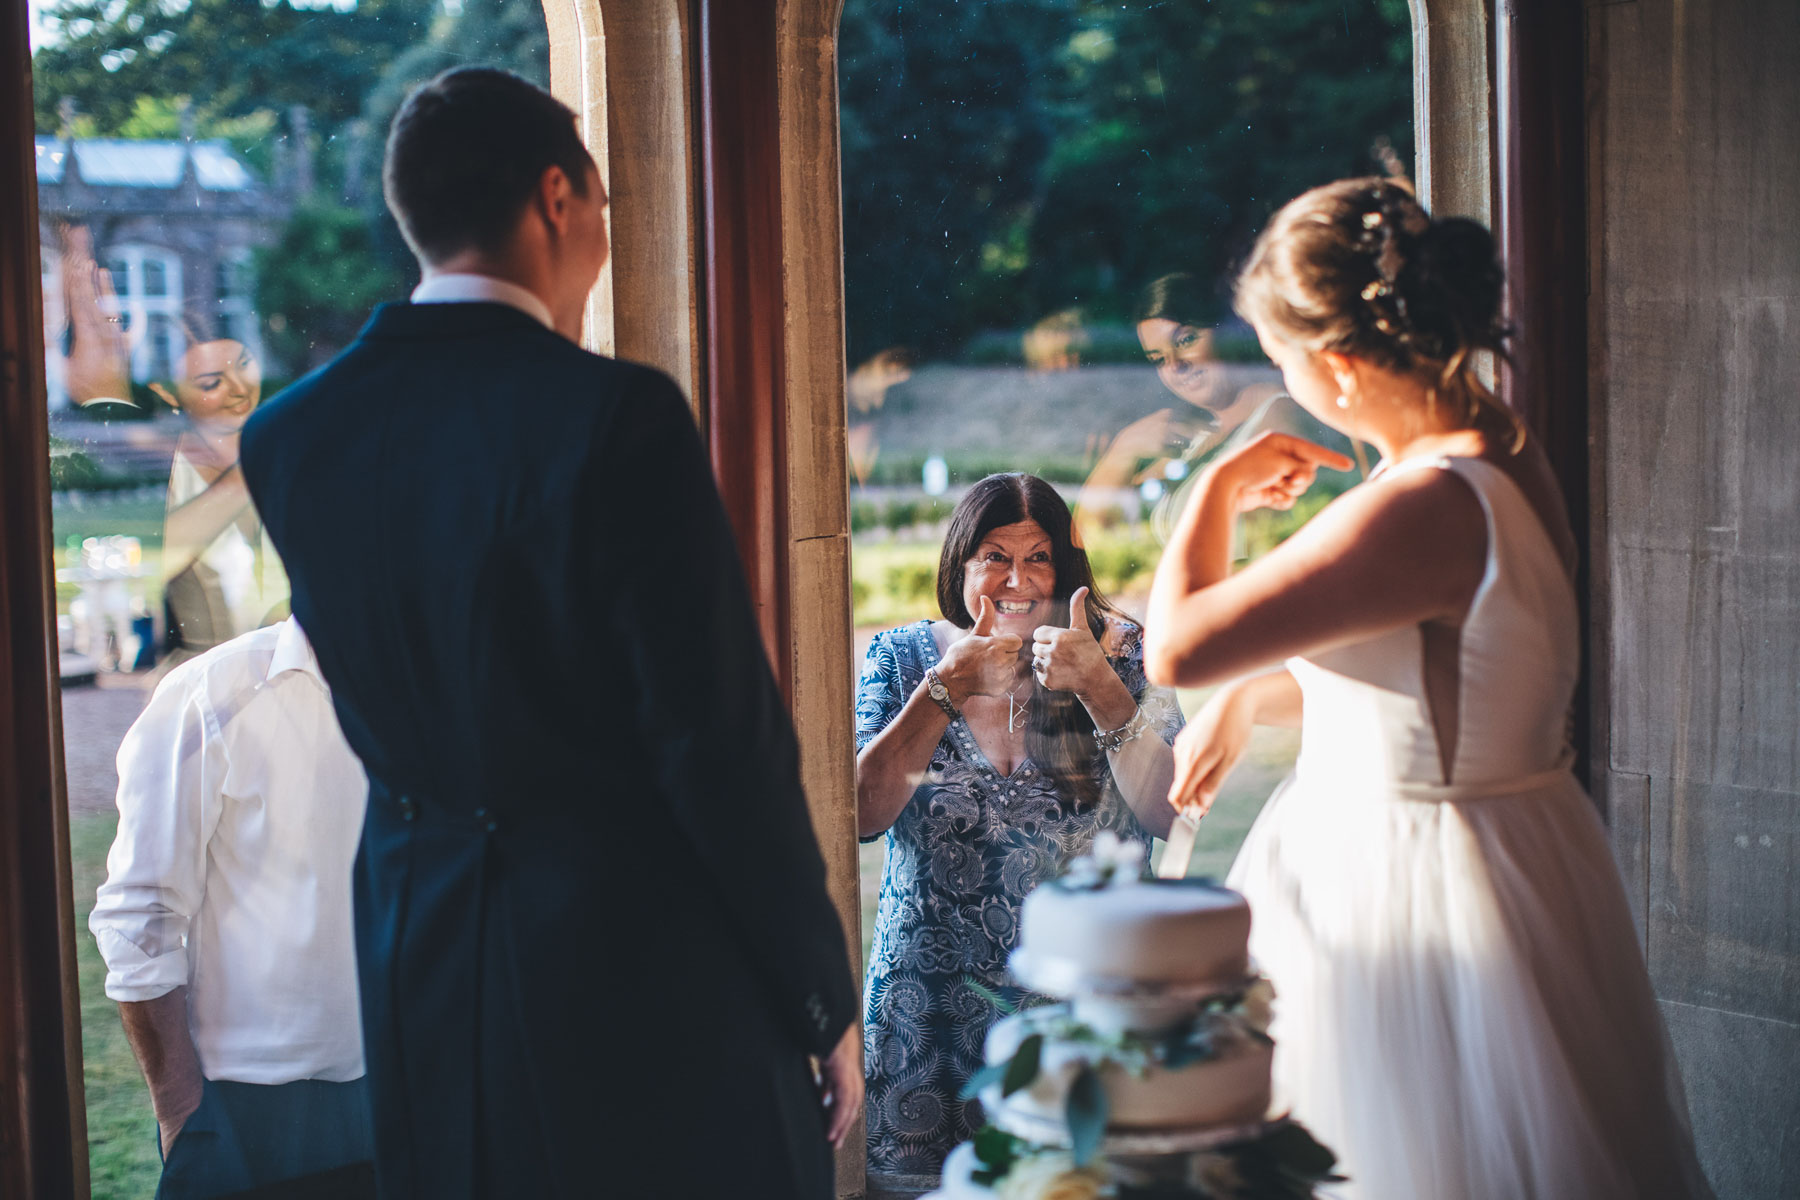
[1354,192,1430,345]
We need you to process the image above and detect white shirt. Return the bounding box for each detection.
[90,619,368,1084]
[410,272,554,329]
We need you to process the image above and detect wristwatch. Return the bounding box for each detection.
[923,667,961,721]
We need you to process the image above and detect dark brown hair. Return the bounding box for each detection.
[384,67,596,264]
[936,473,1128,808]
[1234,176,1519,445]
[1134,272,1213,330]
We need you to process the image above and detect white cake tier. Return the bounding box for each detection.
[983,1009,1274,1133]
[1017,878,1251,992]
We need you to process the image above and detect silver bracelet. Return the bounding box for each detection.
[1093,705,1151,753]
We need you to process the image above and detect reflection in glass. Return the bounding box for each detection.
[842,0,1412,888]
[840,4,1414,1185]
[32,0,555,1190]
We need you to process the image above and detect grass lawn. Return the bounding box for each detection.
[52,495,168,618]
[69,810,162,1200]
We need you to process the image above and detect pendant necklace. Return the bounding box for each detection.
[1007,680,1031,734]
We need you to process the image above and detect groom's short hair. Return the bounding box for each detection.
[384,66,597,264]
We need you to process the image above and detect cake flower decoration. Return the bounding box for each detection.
[1058,831,1147,891]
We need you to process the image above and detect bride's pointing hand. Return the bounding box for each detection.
[1210,431,1353,513]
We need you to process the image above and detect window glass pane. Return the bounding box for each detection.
[29,1,551,1193]
[842,0,1412,1172]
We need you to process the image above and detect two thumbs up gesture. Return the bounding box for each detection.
[940,588,1111,702]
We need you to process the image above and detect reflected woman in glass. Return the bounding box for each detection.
[149,309,287,662]
[1074,273,1296,547]
[854,473,1181,1184]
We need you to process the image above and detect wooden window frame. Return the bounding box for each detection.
[0,1,1587,1196]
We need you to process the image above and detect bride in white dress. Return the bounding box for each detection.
[1143,177,1713,1199]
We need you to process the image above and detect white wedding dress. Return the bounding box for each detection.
[1228,455,1714,1200]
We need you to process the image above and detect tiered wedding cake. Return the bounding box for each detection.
[925,835,1339,1200]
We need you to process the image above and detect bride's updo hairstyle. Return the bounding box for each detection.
[1234,177,1520,445]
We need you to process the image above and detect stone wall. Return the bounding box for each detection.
[1588,2,1800,1195]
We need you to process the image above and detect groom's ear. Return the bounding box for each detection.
[532,164,575,237]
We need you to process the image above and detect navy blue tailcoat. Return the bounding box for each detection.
[240,301,857,1199]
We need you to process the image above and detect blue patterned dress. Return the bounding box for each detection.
[855,619,1182,1179]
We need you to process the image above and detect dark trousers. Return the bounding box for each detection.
[156,1077,374,1200]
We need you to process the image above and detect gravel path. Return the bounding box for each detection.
[60,672,154,815]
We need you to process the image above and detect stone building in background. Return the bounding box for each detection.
[34,105,307,409]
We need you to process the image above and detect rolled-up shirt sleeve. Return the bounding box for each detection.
[89,673,224,1002]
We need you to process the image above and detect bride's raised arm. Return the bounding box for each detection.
[1144,432,1488,689]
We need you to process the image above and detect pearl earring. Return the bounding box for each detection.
[1335,394,1350,409]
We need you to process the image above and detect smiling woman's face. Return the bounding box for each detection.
[961,519,1058,637]
[1137,318,1224,410]
[163,339,262,431]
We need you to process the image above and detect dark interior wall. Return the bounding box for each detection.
[1587,2,1800,1196]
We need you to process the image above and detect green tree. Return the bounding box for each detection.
[31,0,437,136]
[256,201,405,373]
[1021,0,1414,328]
[838,0,1081,361]
[837,0,1414,359]
[351,0,552,282]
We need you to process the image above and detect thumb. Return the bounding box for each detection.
[1068,586,1090,630]
[972,594,997,636]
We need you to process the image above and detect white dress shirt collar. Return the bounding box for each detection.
[410,272,554,330]
[267,617,325,684]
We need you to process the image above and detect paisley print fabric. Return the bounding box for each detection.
[856,620,1181,1178]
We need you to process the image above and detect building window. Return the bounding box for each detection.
[100,243,184,382]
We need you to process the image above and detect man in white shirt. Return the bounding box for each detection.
[91,617,373,1198]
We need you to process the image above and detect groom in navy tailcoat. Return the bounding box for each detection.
[240,67,860,1199]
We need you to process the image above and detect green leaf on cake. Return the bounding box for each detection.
[1065,1063,1109,1166]
[1220,1121,1347,1196]
[970,1124,1024,1186]
[1001,1033,1044,1097]
[959,1060,1009,1101]
[1256,1122,1341,1177]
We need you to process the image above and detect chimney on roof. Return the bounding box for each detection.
[288,105,315,199]
[177,98,201,202]
[342,118,369,206]
[55,98,84,192]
